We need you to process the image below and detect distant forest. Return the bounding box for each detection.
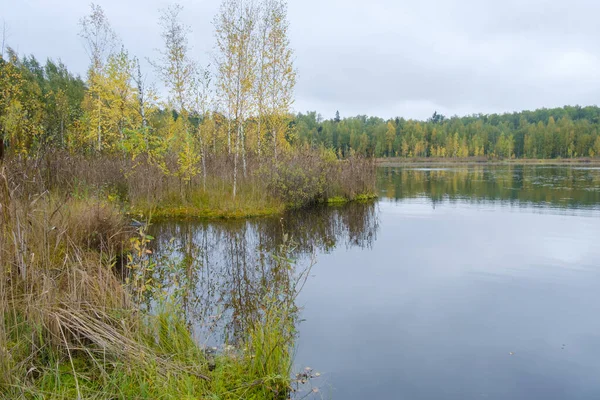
[294,108,600,159]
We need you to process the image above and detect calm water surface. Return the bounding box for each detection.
[150,165,600,399]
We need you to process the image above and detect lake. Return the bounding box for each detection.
[149,165,600,399]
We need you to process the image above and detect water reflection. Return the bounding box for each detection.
[144,166,600,399]
[378,165,600,209]
[147,202,379,346]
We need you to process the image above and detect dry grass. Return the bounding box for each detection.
[0,163,133,393]
[0,161,217,397]
[0,158,311,398]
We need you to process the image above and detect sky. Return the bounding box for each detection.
[2,0,600,121]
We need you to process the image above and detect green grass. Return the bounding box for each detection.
[2,299,295,400]
[325,196,347,204]
[325,193,378,205]
[135,204,285,220]
[129,181,376,220]
[129,179,286,219]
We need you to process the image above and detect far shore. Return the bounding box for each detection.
[376,157,600,167]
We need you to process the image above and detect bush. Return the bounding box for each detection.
[266,148,376,207]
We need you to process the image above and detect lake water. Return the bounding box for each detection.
[149,165,600,399]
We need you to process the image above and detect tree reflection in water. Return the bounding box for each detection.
[146,201,379,348]
[378,165,600,209]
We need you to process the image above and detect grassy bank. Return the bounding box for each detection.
[376,156,600,167]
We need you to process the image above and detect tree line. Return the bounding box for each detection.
[294,107,600,159]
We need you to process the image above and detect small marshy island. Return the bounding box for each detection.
[3,1,600,399]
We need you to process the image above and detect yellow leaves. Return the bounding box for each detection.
[81,49,139,152]
[0,57,46,155]
[2,99,39,155]
[177,130,201,183]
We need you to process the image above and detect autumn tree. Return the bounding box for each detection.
[131,57,153,132]
[0,50,39,155]
[261,0,296,161]
[193,69,213,191]
[79,3,117,151]
[385,120,396,156]
[104,48,139,146]
[154,4,201,189]
[42,59,86,147]
[214,0,257,198]
[1,21,7,59]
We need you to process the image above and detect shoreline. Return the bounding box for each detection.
[376,157,600,167]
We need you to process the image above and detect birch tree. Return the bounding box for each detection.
[193,69,213,191]
[122,57,158,155]
[79,3,117,151]
[104,47,137,145]
[214,0,235,155]
[154,4,201,190]
[132,57,149,131]
[1,21,8,59]
[261,0,295,161]
[214,0,257,199]
[254,2,269,158]
[154,4,196,113]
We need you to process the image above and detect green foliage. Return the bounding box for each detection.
[0,50,85,155]
[294,107,600,159]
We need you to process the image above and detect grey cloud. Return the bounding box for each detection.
[3,0,600,120]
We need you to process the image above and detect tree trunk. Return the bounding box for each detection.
[273,128,277,162]
[233,122,240,200]
[200,134,207,192]
[97,100,102,152]
[257,116,262,158]
[227,119,232,155]
[242,122,247,178]
[213,117,217,154]
[60,118,64,147]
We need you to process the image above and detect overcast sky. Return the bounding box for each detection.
[2,0,600,120]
